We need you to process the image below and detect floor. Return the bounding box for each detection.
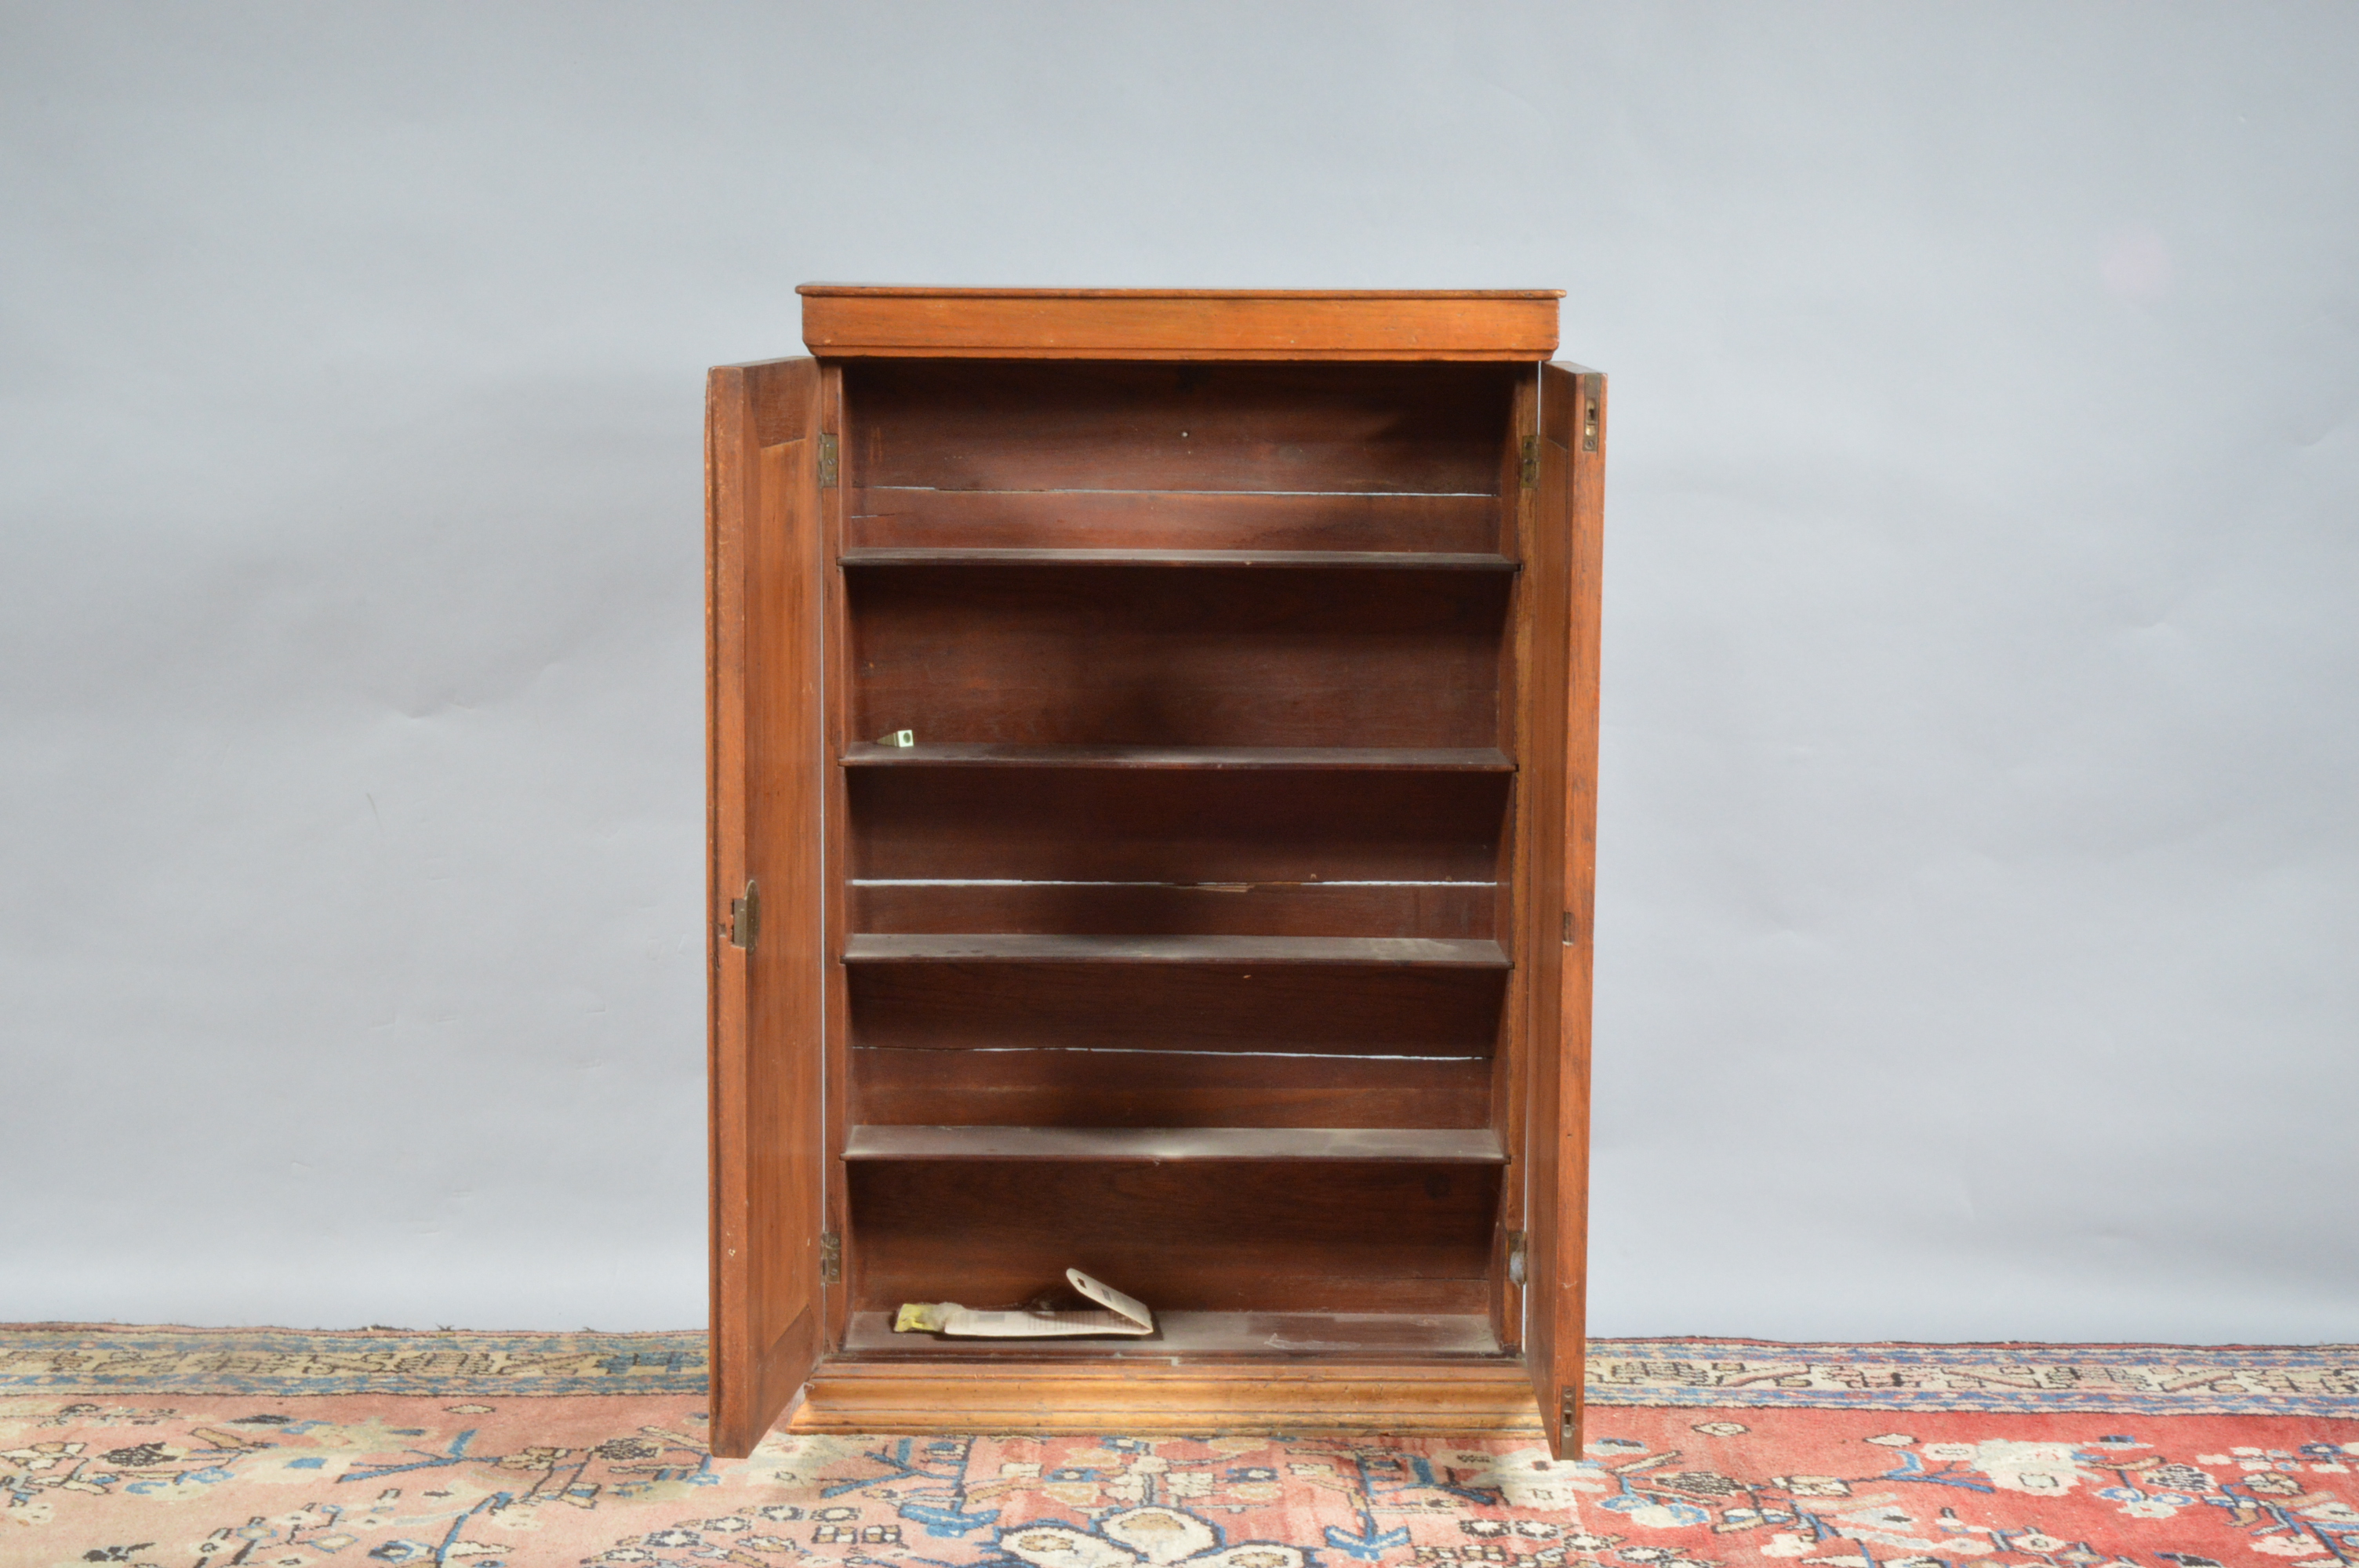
[1,1329,2351,1568]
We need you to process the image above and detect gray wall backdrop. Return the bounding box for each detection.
[4,2,2354,1339]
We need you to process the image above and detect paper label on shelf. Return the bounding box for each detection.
[893,1268,1156,1338]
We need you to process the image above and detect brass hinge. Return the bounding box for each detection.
[1520,434,1541,488]
[1581,384,1600,453]
[729,879,759,950]
[1563,1385,1580,1431]
[1561,909,1575,943]
[1506,1229,1528,1287]
[816,432,839,488]
[819,1232,842,1283]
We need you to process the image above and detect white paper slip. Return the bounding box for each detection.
[893,1268,1156,1338]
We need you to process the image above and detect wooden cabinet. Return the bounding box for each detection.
[707,288,1603,1457]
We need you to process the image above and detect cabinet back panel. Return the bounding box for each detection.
[849,1046,1492,1129]
[845,361,1517,495]
[847,962,1503,1057]
[849,1160,1497,1315]
[848,489,1499,554]
[849,566,1507,748]
[849,882,1492,938]
[851,770,1504,882]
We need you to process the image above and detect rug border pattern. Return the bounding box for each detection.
[2,1326,2352,1417]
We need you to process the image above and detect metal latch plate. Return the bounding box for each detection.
[729,879,759,950]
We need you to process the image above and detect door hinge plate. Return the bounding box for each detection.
[1520,433,1541,488]
[816,432,839,488]
[1581,382,1601,453]
[820,1231,842,1284]
[729,879,759,950]
[1563,1385,1580,1431]
[1506,1229,1528,1287]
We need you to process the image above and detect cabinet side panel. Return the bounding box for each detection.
[1525,364,1601,1458]
[711,358,827,1458]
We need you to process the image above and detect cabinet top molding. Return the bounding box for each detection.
[798,285,1562,361]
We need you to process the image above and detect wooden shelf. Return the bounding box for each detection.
[841,934,1510,967]
[843,1125,1505,1163]
[843,742,1514,771]
[839,1310,1506,1359]
[840,547,1518,571]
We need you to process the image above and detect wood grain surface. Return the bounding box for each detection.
[848,488,1499,554]
[802,288,1559,361]
[841,932,1509,966]
[841,547,1517,569]
[712,288,1594,1459]
[849,1046,1494,1131]
[1525,362,1605,1457]
[848,1159,1499,1314]
[791,1356,1541,1436]
[841,361,1518,492]
[838,1310,1503,1358]
[841,742,1514,770]
[846,881,1497,941]
[849,768,1505,884]
[848,564,1509,749]
[845,958,1503,1056]
[707,357,827,1459]
[841,1125,1506,1163]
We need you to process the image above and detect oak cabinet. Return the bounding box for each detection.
[707,288,1602,1457]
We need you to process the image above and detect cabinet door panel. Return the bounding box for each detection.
[1525,363,1604,1458]
[709,357,827,1457]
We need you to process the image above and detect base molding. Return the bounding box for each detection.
[787,1355,1544,1437]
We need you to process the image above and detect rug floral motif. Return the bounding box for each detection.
[2,1329,2352,1568]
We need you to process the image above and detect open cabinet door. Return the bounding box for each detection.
[1525,362,1605,1459]
[707,357,827,1459]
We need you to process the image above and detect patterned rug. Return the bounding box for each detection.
[2,1328,2352,1568]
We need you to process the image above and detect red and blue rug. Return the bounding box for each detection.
[2,1328,2351,1568]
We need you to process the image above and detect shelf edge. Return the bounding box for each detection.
[840,743,1515,771]
[843,1125,1507,1163]
[838,548,1520,570]
[840,934,1512,968]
